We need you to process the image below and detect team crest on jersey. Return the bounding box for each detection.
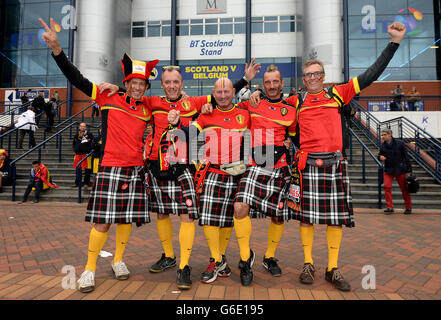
[236,114,245,125]
[182,101,191,111]
[281,107,288,116]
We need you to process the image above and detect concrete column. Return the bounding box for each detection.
[303,0,343,83]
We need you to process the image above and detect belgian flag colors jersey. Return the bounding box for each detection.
[192,104,250,167]
[91,85,151,167]
[285,78,360,153]
[241,97,297,167]
[52,51,152,168]
[143,95,210,160]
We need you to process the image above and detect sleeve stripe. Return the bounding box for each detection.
[353,77,361,94]
[91,84,97,100]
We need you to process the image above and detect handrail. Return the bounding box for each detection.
[350,99,441,184]
[8,120,83,201]
[349,127,384,209]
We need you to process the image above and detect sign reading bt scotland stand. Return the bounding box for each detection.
[190,39,234,57]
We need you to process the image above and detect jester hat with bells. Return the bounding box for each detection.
[121,53,159,86]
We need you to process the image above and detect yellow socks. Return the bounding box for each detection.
[265,221,284,259]
[300,224,314,265]
[233,216,252,261]
[327,226,343,271]
[203,226,221,262]
[114,223,132,264]
[219,227,233,256]
[179,221,195,269]
[157,216,174,259]
[85,227,108,271]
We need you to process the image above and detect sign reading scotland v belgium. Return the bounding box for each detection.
[153,62,297,81]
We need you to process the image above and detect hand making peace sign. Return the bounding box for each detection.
[38,18,62,55]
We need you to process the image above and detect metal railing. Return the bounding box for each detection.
[7,101,97,201]
[350,100,441,184]
[348,127,384,209]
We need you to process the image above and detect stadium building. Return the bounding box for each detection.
[0,0,440,114]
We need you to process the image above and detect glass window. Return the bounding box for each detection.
[190,19,203,35]
[205,18,218,35]
[177,20,189,36]
[148,21,160,37]
[280,22,295,32]
[280,16,295,21]
[162,20,171,36]
[252,17,263,33]
[409,38,437,68]
[220,18,233,23]
[264,17,278,33]
[220,23,233,34]
[23,3,50,28]
[132,27,145,38]
[349,39,377,68]
[234,22,245,34]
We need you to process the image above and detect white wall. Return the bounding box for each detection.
[373,112,441,138]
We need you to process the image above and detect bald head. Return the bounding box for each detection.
[213,78,235,109]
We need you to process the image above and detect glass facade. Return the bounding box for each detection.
[348,0,438,80]
[0,0,71,89]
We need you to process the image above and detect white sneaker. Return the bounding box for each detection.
[112,261,130,280]
[77,270,95,293]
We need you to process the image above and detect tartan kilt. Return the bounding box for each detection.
[86,166,150,224]
[148,167,199,219]
[235,165,291,221]
[198,172,241,227]
[289,159,355,227]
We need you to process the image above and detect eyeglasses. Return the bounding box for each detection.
[302,71,324,79]
[162,65,181,71]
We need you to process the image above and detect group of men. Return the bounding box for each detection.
[39,17,406,294]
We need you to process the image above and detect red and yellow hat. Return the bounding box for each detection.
[0,149,8,157]
[121,53,159,83]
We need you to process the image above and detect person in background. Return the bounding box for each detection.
[52,90,60,104]
[17,160,58,204]
[407,86,421,111]
[288,87,297,97]
[32,91,46,125]
[44,98,57,133]
[378,128,412,215]
[0,149,12,193]
[16,105,37,149]
[20,92,29,114]
[72,122,94,189]
[390,84,405,111]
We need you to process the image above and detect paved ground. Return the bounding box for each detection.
[0,200,440,302]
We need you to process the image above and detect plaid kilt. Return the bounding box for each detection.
[289,159,354,227]
[235,165,291,220]
[148,167,199,219]
[199,172,241,227]
[86,166,149,224]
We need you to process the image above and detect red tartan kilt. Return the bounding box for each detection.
[73,154,90,169]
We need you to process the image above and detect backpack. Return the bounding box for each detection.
[293,86,357,153]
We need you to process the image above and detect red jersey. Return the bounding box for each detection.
[91,84,151,167]
[241,97,297,167]
[192,105,250,170]
[143,95,211,160]
[285,78,360,153]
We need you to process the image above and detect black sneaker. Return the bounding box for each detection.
[299,263,315,284]
[404,208,412,215]
[218,255,231,277]
[262,257,282,277]
[177,265,192,290]
[149,253,177,273]
[238,249,255,286]
[325,268,351,291]
[384,208,394,214]
[200,257,226,284]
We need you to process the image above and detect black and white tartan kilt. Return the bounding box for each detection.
[198,172,241,227]
[235,165,291,221]
[86,166,150,224]
[148,167,199,219]
[289,159,355,227]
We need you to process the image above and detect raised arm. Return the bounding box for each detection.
[357,22,406,90]
[39,18,94,97]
